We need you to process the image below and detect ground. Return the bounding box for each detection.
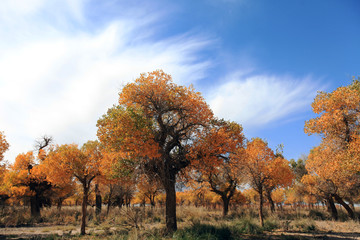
[0,206,359,239]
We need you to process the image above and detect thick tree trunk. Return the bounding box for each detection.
[326,196,338,220]
[30,196,41,219]
[333,194,355,220]
[95,184,102,217]
[164,172,177,233]
[81,184,89,235]
[221,196,230,217]
[259,188,264,227]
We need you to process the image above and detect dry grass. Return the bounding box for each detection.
[0,205,359,239]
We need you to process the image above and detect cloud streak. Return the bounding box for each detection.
[0,1,213,162]
[208,72,322,129]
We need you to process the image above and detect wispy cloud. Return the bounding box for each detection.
[208,71,323,129]
[0,1,212,162]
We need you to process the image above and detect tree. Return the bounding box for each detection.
[289,155,308,182]
[0,131,9,162]
[190,120,245,216]
[46,141,102,235]
[99,151,136,214]
[137,175,162,207]
[304,78,360,220]
[264,156,294,213]
[303,142,358,219]
[97,70,213,233]
[6,151,52,218]
[0,131,10,205]
[243,138,275,226]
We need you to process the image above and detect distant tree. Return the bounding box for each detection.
[0,131,9,162]
[0,131,10,206]
[243,138,276,226]
[46,141,102,235]
[137,175,162,207]
[264,155,294,213]
[6,152,52,218]
[190,120,246,216]
[289,155,308,182]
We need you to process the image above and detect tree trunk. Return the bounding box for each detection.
[57,199,63,211]
[30,196,41,219]
[95,184,102,217]
[81,184,89,235]
[326,196,338,220]
[107,185,113,215]
[258,188,264,227]
[150,195,155,208]
[265,189,275,213]
[333,194,355,220]
[222,196,230,217]
[164,172,177,233]
[348,199,355,212]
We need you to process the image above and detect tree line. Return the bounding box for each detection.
[0,71,359,235]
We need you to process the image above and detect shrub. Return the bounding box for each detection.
[292,219,316,232]
[308,209,325,220]
[235,218,263,234]
[263,217,280,231]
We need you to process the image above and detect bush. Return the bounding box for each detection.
[308,209,325,220]
[292,219,316,232]
[263,217,280,231]
[235,218,263,234]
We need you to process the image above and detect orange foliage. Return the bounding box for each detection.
[303,79,360,218]
[0,131,9,162]
[137,175,162,207]
[190,119,245,216]
[97,70,213,232]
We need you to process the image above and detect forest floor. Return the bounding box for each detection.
[0,206,359,239]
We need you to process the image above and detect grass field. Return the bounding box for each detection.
[0,205,359,239]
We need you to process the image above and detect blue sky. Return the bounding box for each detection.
[1,0,359,162]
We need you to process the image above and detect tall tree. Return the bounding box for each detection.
[304,78,360,219]
[97,70,213,233]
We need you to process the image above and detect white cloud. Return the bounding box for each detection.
[0,1,212,162]
[208,71,321,129]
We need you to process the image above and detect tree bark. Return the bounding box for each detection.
[164,172,177,233]
[222,196,230,217]
[57,199,63,211]
[107,184,113,215]
[30,196,41,219]
[95,184,102,217]
[265,189,275,213]
[81,184,89,235]
[258,188,264,227]
[150,195,156,208]
[333,194,355,220]
[326,196,338,220]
